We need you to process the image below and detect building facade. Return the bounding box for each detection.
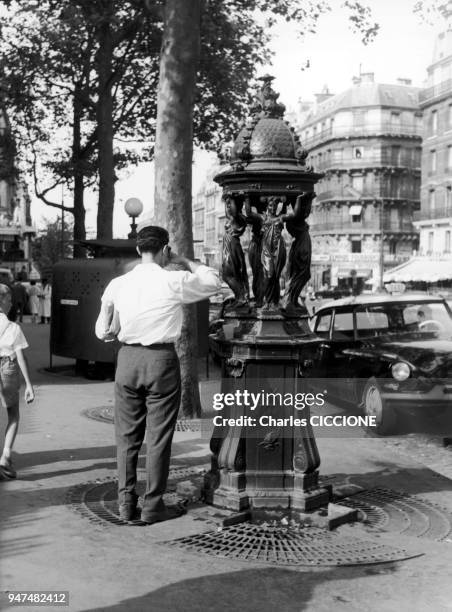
[193,164,225,267]
[415,14,452,259]
[299,74,422,291]
[0,108,35,277]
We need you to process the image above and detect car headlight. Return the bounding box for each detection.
[391,362,411,381]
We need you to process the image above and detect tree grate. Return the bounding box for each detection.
[66,466,205,526]
[162,523,420,567]
[82,406,201,431]
[340,488,452,541]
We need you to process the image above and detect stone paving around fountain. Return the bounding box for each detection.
[1,322,452,612]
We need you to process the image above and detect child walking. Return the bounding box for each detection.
[0,284,34,479]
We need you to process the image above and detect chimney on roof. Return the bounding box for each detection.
[397,78,412,86]
[360,72,374,83]
[315,85,334,104]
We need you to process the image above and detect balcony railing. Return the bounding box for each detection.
[302,123,422,148]
[310,220,415,232]
[314,153,420,171]
[314,190,383,202]
[419,79,452,103]
[414,206,452,221]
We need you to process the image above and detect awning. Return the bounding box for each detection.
[383,257,452,283]
[349,205,363,216]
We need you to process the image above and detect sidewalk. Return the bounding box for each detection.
[1,322,452,612]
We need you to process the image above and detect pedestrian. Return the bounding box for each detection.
[17,266,28,282]
[0,284,34,479]
[27,281,40,324]
[95,223,220,524]
[11,280,28,323]
[39,278,52,324]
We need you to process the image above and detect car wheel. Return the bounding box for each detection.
[362,377,396,436]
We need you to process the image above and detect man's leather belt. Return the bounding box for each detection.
[123,342,175,349]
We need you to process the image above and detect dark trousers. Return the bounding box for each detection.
[114,344,181,511]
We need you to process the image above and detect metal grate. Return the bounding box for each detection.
[340,488,452,541]
[66,465,206,526]
[163,523,420,567]
[82,406,201,431]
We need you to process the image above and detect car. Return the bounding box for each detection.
[0,267,13,285]
[308,293,452,435]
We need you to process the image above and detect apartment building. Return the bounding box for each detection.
[299,73,421,291]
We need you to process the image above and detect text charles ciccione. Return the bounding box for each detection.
[211,390,377,428]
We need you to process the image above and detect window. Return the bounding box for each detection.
[429,190,435,212]
[447,186,452,208]
[356,307,389,338]
[349,204,362,223]
[352,175,363,193]
[430,149,437,173]
[428,231,434,253]
[445,231,451,253]
[351,239,362,253]
[354,147,363,159]
[391,112,401,131]
[353,110,365,125]
[448,104,452,128]
[448,146,452,170]
[332,311,354,340]
[332,149,343,162]
[432,110,438,135]
[315,313,332,338]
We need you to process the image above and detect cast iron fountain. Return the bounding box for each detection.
[203,75,329,514]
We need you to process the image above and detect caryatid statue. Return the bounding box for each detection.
[244,197,265,307]
[282,192,315,314]
[222,195,250,309]
[260,196,287,309]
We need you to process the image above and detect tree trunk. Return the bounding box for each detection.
[96,20,115,239]
[154,0,202,418]
[72,82,86,258]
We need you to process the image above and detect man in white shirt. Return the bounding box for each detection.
[95,223,220,524]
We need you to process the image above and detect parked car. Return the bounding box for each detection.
[308,293,452,434]
[0,267,13,285]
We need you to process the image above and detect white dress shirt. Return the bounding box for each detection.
[95,262,220,345]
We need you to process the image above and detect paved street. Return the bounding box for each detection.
[1,322,452,612]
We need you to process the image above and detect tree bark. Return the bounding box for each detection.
[154,0,202,417]
[96,19,115,239]
[72,82,86,258]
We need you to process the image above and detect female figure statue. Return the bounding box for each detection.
[244,197,264,307]
[222,196,249,308]
[282,192,314,313]
[261,196,287,308]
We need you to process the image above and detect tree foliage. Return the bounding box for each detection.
[0,0,379,242]
[413,1,452,24]
[32,218,73,274]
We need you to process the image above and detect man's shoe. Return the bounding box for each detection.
[0,458,16,479]
[140,504,187,525]
[118,502,140,522]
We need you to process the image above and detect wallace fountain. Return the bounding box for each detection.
[203,75,331,516]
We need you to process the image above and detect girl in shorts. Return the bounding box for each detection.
[0,284,34,479]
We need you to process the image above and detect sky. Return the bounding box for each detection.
[30,0,444,238]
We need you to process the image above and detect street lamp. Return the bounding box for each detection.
[124,197,143,239]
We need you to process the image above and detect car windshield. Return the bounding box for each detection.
[355,301,452,338]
